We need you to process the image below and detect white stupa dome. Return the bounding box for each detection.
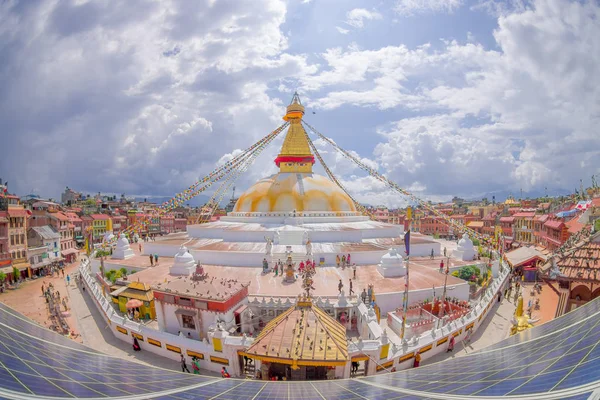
[377,248,406,278]
[116,234,129,247]
[458,233,473,249]
[174,246,195,264]
[379,248,404,267]
[233,173,358,214]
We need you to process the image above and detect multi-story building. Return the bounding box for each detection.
[64,212,84,248]
[499,216,515,238]
[48,212,78,263]
[80,215,94,243]
[90,214,112,242]
[60,187,83,205]
[372,206,389,223]
[174,217,187,233]
[482,212,498,236]
[149,215,161,237]
[27,244,49,276]
[28,226,61,262]
[160,214,175,234]
[540,218,569,251]
[533,214,549,245]
[513,212,536,244]
[419,215,450,237]
[28,201,60,227]
[6,195,30,280]
[111,215,127,235]
[127,210,149,237]
[0,196,10,262]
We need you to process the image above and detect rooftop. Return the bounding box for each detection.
[504,246,548,268]
[242,300,348,367]
[153,275,249,302]
[30,225,60,240]
[550,232,600,281]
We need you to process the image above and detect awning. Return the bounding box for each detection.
[174,309,197,317]
[61,248,79,256]
[13,262,31,271]
[0,266,13,274]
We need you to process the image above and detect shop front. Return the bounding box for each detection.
[61,248,79,264]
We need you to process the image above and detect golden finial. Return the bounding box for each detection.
[275,92,315,173]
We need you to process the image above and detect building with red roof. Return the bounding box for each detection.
[540,231,600,315]
[90,214,112,242]
[499,216,515,237]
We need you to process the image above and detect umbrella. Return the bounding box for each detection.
[126,299,143,309]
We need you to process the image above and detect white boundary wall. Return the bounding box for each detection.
[78,259,243,376]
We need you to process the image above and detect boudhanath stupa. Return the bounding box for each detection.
[145,94,440,267]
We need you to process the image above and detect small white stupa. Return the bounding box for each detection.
[453,233,476,261]
[113,234,134,260]
[170,246,196,276]
[377,248,406,277]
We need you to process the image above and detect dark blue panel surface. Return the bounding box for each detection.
[1,295,600,400]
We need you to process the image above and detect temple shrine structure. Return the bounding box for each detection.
[84,94,498,380]
[144,94,439,268]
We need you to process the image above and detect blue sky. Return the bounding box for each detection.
[0,0,599,207]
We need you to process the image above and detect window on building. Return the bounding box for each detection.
[181,315,196,330]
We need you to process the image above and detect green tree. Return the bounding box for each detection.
[0,271,6,285]
[472,238,480,246]
[457,265,480,281]
[12,267,19,283]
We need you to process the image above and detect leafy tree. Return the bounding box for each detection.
[457,265,480,281]
[119,267,128,278]
[12,267,19,283]
[0,271,6,284]
[472,238,480,246]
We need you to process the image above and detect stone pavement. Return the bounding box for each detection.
[0,257,84,342]
[421,293,516,366]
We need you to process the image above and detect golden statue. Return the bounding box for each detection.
[510,295,539,336]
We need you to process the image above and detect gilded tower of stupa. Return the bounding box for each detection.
[232,93,358,214]
[275,93,315,173]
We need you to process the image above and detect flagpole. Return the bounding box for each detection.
[400,207,412,340]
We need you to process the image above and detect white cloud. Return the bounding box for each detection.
[394,0,464,16]
[345,8,382,28]
[336,26,350,34]
[1,0,599,208]
[300,0,600,199]
[471,0,528,17]
[0,0,313,199]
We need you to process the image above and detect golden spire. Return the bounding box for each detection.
[275,92,315,173]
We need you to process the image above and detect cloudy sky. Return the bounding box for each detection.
[1,0,599,206]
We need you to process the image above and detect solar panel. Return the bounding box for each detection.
[0,297,599,399]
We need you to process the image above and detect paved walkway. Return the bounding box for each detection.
[421,294,516,366]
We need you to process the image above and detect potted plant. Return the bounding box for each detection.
[12,266,20,285]
[0,271,6,291]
